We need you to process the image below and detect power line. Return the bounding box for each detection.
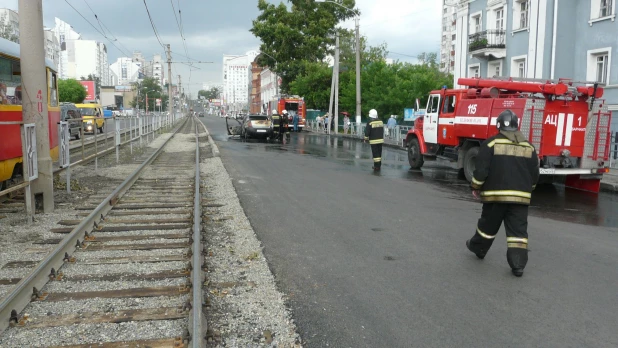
[169,0,190,62]
[81,0,132,57]
[63,0,130,57]
[142,0,166,49]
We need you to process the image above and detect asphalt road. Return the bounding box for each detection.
[199,115,618,348]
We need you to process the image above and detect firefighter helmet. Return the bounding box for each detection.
[496,109,518,131]
[282,110,288,115]
[272,110,279,116]
[369,109,378,119]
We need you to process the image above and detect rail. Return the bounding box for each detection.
[0,115,190,334]
[191,121,206,347]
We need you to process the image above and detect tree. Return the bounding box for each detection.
[250,0,357,92]
[80,74,101,99]
[131,77,169,111]
[58,79,87,103]
[197,87,222,100]
[0,14,18,43]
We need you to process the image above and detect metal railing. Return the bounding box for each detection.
[307,119,414,147]
[468,29,506,52]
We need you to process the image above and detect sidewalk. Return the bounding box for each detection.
[306,126,618,193]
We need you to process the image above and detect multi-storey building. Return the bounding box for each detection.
[151,54,163,86]
[109,57,141,85]
[43,28,60,69]
[250,59,264,114]
[454,0,618,130]
[222,51,258,112]
[260,68,279,113]
[53,17,81,80]
[0,8,19,42]
[440,0,458,73]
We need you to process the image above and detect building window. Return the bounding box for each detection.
[587,48,612,84]
[488,61,502,77]
[511,56,527,78]
[590,0,616,21]
[495,8,504,30]
[468,64,480,78]
[513,0,529,30]
[121,67,127,79]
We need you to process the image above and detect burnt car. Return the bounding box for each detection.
[226,114,272,141]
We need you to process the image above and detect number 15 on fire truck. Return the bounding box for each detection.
[405,77,612,193]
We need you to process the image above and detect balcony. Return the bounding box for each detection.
[468,29,506,59]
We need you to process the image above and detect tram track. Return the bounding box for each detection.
[0,116,208,347]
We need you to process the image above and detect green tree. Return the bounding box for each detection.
[80,74,101,98]
[131,77,169,111]
[0,13,18,43]
[58,79,87,103]
[250,0,358,92]
[197,86,222,100]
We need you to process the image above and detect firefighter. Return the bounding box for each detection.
[466,109,540,277]
[270,110,281,142]
[281,109,291,141]
[364,109,384,171]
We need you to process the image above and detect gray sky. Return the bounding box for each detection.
[3,0,442,96]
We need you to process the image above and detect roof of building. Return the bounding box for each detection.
[0,37,57,71]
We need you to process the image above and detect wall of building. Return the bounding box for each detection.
[110,57,141,85]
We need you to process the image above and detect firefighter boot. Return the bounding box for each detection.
[466,239,487,259]
[507,248,528,277]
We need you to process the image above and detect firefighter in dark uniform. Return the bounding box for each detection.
[281,110,291,141]
[364,109,384,171]
[466,109,540,277]
[270,110,281,142]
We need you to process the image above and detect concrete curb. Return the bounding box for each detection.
[600,182,618,193]
[196,117,220,157]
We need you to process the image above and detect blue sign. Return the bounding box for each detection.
[404,108,414,121]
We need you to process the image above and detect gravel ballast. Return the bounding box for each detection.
[200,156,302,347]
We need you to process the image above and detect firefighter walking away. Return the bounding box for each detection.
[364,109,384,171]
[270,110,281,142]
[281,110,291,142]
[466,109,540,277]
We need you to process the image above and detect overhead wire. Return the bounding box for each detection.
[142,0,166,49]
[63,0,131,57]
[81,0,133,57]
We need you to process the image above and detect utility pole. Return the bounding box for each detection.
[178,75,182,114]
[19,0,53,212]
[166,44,173,122]
[328,33,337,129]
[355,15,361,128]
[333,34,340,135]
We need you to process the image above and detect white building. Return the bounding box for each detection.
[152,54,163,86]
[64,39,107,84]
[53,17,81,80]
[0,8,19,42]
[109,57,141,85]
[440,0,458,73]
[260,68,278,111]
[43,28,60,70]
[222,50,258,111]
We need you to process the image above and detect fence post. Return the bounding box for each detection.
[58,121,70,193]
[139,116,143,147]
[21,124,37,224]
[115,118,121,163]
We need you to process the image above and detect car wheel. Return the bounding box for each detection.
[463,146,479,183]
[407,138,424,169]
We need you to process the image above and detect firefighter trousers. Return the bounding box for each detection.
[468,203,529,270]
[370,144,382,169]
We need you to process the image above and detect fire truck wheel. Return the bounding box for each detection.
[407,138,424,169]
[463,146,479,183]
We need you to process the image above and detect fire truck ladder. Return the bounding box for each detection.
[458,77,604,99]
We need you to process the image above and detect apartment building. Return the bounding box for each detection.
[440,0,459,73]
[454,0,618,130]
[222,50,258,111]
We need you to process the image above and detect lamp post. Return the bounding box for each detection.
[316,0,361,132]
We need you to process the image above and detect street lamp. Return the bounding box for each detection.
[316,0,361,131]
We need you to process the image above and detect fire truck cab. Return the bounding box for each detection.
[405,77,612,193]
[268,95,306,131]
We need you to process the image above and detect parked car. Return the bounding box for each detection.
[60,102,83,140]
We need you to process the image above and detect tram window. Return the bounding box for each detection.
[49,71,58,107]
[0,57,22,105]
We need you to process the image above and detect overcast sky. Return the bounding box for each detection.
[3,0,442,96]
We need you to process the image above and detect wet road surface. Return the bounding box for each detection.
[200,115,618,347]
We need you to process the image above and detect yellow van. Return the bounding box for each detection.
[75,103,105,134]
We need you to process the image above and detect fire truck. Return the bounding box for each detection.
[405,77,612,193]
[267,95,306,131]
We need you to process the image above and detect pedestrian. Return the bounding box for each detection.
[316,115,322,131]
[364,109,384,171]
[293,112,299,132]
[387,115,397,139]
[342,112,350,134]
[281,109,291,141]
[270,109,281,142]
[466,109,540,277]
[324,114,329,133]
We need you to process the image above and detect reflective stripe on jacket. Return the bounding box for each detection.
[364,119,384,144]
[471,132,540,205]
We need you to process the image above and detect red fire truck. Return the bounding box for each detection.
[405,77,612,193]
[268,95,306,131]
